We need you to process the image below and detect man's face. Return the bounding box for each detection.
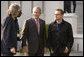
[54,11,63,20]
[17,10,22,17]
[33,8,41,19]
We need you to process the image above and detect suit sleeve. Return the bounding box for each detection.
[22,20,29,47]
[9,21,17,49]
[4,19,17,49]
[43,21,47,47]
[47,24,53,50]
[67,24,74,50]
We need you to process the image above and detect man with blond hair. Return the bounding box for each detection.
[1,3,22,56]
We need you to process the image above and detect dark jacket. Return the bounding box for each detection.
[22,18,46,54]
[1,15,17,53]
[47,19,74,54]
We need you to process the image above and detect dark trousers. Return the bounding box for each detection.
[28,47,44,56]
[29,52,44,56]
[50,52,69,56]
[1,48,14,56]
[2,52,14,56]
[29,51,44,56]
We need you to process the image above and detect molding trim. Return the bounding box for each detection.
[31,1,33,13]
[8,1,10,9]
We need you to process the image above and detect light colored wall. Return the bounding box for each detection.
[44,1,64,24]
[1,1,8,23]
[72,34,83,52]
[18,1,32,28]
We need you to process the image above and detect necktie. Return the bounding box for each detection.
[36,19,38,32]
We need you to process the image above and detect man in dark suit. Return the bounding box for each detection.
[47,9,74,56]
[1,3,22,56]
[22,6,46,56]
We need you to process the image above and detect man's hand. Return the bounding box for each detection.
[10,47,16,54]
[50,49,54,54]
[44,47,47,54]
[23,46,28,56]
[64,47,69,54]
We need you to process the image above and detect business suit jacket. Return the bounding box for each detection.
[1,15,17,53]
[47,19,74,54]
[22,18,46,54]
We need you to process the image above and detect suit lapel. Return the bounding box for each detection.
[39,19,42,35]
[31,18,43,35]
[31,18,38,34]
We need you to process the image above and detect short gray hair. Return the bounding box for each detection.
[7,3,21,15]
[32,6,41,14]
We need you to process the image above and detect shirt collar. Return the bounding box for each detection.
[55,19,65,24]
[35,18,39,22]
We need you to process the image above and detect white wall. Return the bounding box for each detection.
[72,34,83,52]
[10,1,20,4]
[18,1,32,28]
[1,1,8,23]
[44,1,63,24]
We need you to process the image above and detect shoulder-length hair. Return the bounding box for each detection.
[7,3,21,15]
